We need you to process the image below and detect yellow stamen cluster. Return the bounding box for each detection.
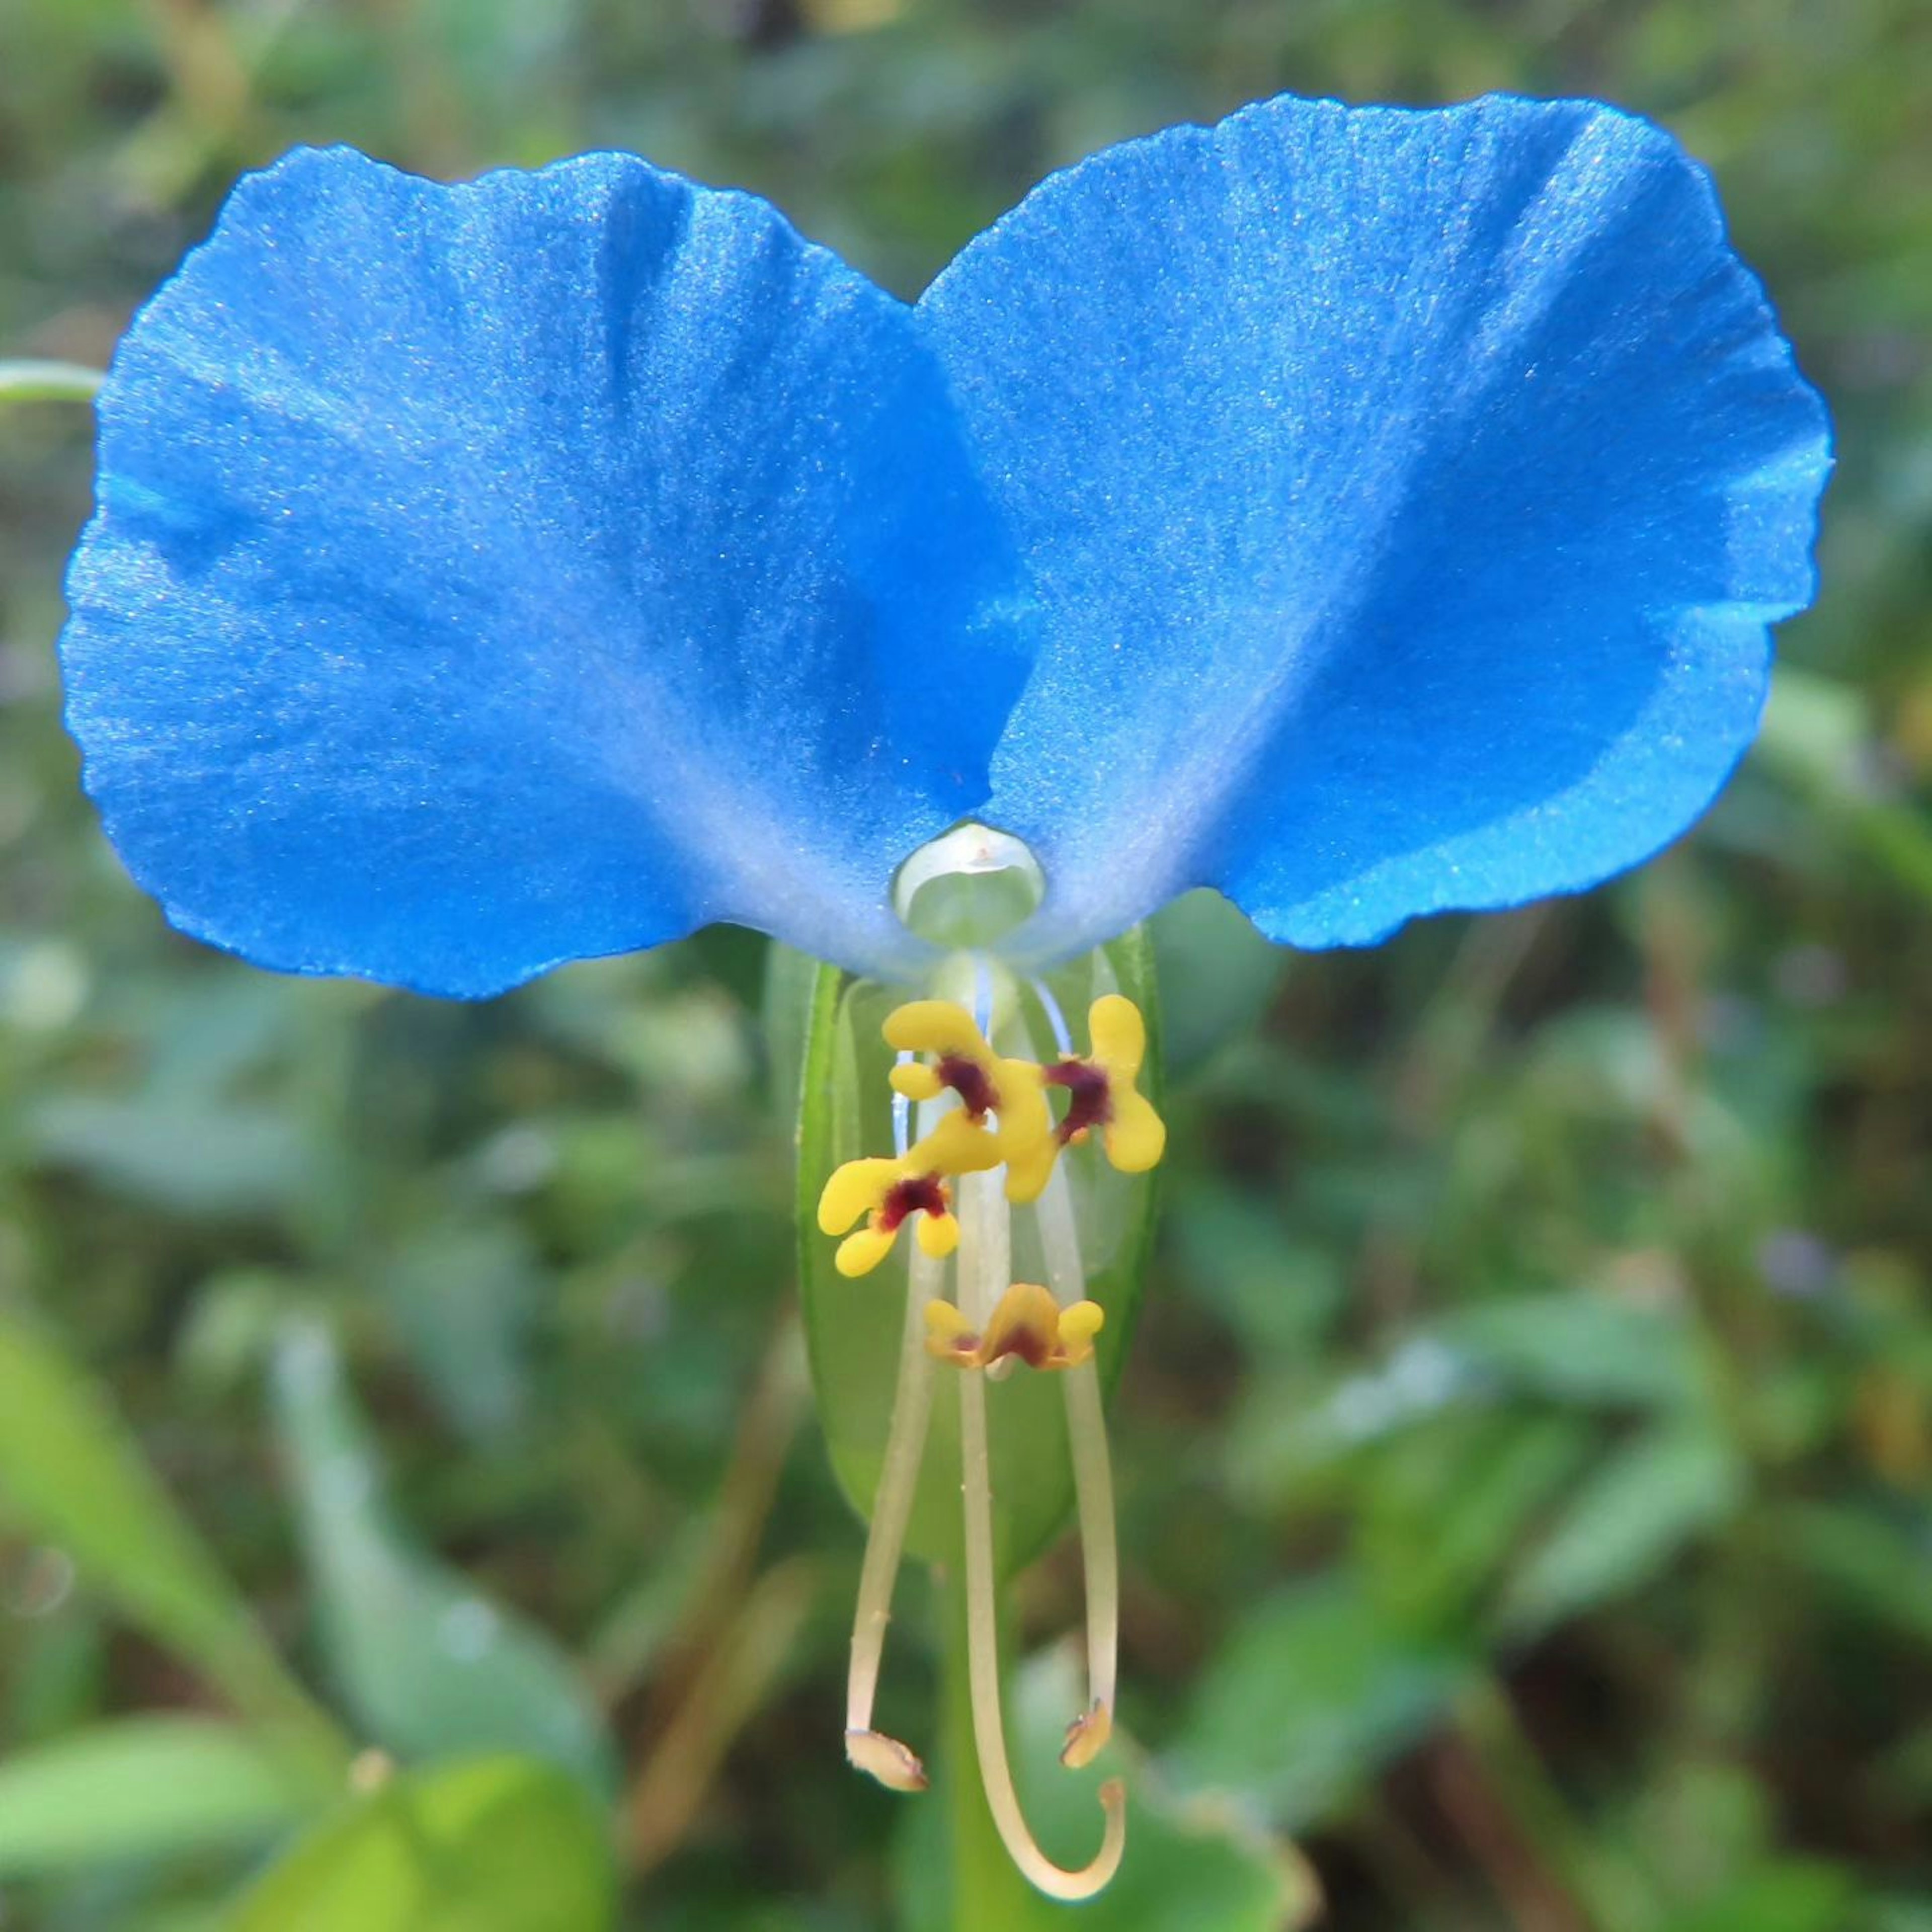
[816,1112,1000,1277]
[817,994,1164,1269]
[925,1283,1106,1372]
[827,986,1154,1901]
[886,1000,1059,1202]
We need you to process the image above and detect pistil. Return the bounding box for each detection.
[952,1156,1126,1898]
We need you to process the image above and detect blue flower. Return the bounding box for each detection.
[57,88,1835,1903]
[61,92,1828,999]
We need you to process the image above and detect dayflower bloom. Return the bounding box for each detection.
[59,90,1829,1898]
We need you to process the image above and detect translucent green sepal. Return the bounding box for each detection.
[782,934,1160,1577]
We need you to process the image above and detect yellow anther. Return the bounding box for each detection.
[889,1061,945,1103]
[818,1157,902,1240]
[817,1113,1000,1278]
[1045,995,1165,1175]
[924,1284,1105,1373]
[913,1110,1004,1179]
[993,1061,1059,1204]
[1058,1298,1106,1354]
[846,1728,928,1793]
[883,1000,1057,1205]
[1061,1703,1113,1770]
[923,1300,975,1353]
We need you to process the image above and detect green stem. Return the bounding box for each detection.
[940,1565,1035,1930]
[0,358,104,405]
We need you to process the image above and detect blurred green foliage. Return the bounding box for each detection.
[3,0,1931,1927]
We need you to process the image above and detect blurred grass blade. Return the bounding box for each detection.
[270,1319,618,1798]
[625,1554,821,1873]
[0,1301,345,1780]
[1166,1568,1470,1829]
[1439,1288,1700,1411]
[0,358,104,405]
[224,1755,616,1932]
[1502,1421,1744,1637]
[0,1717,313,1878]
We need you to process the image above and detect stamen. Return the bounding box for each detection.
[1046,1057,1112,1147]
[952,1130,1125,1899]
[892,1051,913,1160]
[923,1284,1104,1373]
[885,998,1057,1205]
[973,954,995,1041]
[818,1112,1001,1277]
[844,1232,945,1793]
[1041,995,1166,1175]
[1035,1159,1121,1770]
[1029,975,1075,1058]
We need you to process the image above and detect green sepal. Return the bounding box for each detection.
[788,933,1160,1577]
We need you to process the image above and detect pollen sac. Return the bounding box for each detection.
[817,1111,1000,1277]
[885,1000,1058,1204]
[1044,994,1165,1174]
[924,1283,1106,1373]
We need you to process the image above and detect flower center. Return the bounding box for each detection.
[821,985,1162,1901]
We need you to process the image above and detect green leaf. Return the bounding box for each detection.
[1502,1421,1744,1636]
[31,1093,310,1217]
[0,1300,344,1779]
[761,940,822,1135]
[1657,1860,1858,1932]
[1166,1568,1469,1829]
[1782,1500,1932,1647]
[1147,888,1284,1077]
[1357,1408,1596,1628]
[224,1755,616,1932]
[795,933,1161,1575]
[1869,1901,1932,1932]
[0,357,104,405]
[1757,667,1932,906]
[382,1218,538,1441]
[270,1320,618,1798]
[0,1717,313,1878]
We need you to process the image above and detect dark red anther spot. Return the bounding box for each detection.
[877,1172,948,1234]
[985,1323,1052,1371]
[936,1054,999,1120]
[1045,1060,1112,1147]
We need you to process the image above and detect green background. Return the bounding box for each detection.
[2,1,1929,1926]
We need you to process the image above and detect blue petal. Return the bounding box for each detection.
[918,94,1831,961]
[63,146,1024,995]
